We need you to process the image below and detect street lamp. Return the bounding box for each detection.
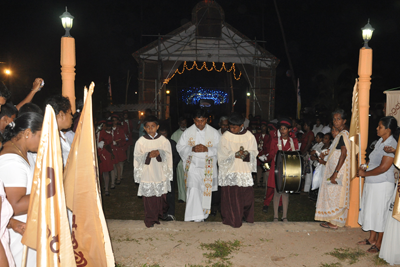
[4,69,11,75]
[165,89,170,119]
[60,7,74,37]
[347,20,374,228]
[60,6,76,113]
[246,92,251,119]
[361,19,374,48]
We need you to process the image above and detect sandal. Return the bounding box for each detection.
[273,217,279,222]
[320,222,338,230]
[282,218,288,222]
[357,239,375,246]
[367,245,380,253]
[116,180,121,185]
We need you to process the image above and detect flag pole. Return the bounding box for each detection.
[21,245,28,267]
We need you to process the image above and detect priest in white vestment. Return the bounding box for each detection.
[176,109,220,222]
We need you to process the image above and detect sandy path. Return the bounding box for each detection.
[108,220,390,267]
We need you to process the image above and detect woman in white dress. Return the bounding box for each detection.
[357,116,398,254]
[315,109,351,229]
[0,112,43,267]
[377,138,400,264]
[0,179,18,267]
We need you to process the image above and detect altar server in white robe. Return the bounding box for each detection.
[218,112,257,228]
[134,116,173,227]
[177,109,220,222]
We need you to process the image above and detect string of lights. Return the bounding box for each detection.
[164,61,242,84]
[181,87,229,105]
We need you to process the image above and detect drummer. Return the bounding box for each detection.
[264,118,299,222]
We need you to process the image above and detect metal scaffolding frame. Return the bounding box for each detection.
[132,1,279,120]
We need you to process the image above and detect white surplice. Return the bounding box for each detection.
[176,124,220,221]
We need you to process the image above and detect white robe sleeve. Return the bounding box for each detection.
[176,130,193,162]
[158,140,173,182]
[207,132,220,157]
[248,135,258,173]
[133,139,149,183]
[217,135,236,179]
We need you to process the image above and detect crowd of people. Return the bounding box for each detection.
[129,107,400,265]
[1,78,400,265]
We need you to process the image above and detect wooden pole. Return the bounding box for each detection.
[346,47,372,228]
[60,36,76,113]
[358,47,372,165]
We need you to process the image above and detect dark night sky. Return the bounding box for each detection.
[1,0,400,118]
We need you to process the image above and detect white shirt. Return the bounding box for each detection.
[312,124,324,136]
[321,125,331,134]
[60,131,72,167]
[366,136,397,184]
[0,153,37,266]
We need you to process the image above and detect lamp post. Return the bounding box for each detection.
[165,89,170,119]
[359,19,374,165]
[346,19,374,228]
[60,7,76,113]
[246,92,251,119]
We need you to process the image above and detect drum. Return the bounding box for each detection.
[275,151,302,193]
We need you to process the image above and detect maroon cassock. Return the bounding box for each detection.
[221,186,254,228]
[143,194,168,227]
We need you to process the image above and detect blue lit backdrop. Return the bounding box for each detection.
[181,87,229,105]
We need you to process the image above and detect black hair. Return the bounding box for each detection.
[3,112,43,143]
[332,109,347,120]
[45,95,71,115]
[178,116,187,123]
[316,132,324,140]
[0,82,11,99]
[18,103,44,116]
[380,116,400,140]
[228,112,245,126]
[193,109,207,119]
[158,126,168,134]
[302,119,312,129]
[0,102,18,119]
[143,116,159,126]
[324,132,333,140]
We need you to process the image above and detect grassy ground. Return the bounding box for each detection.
[102,161,317,222]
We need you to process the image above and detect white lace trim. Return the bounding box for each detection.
[133,152,148,183]
[249,151,257,173]
[218,154,235,180]
[138,180,171,197]
[159,149,173,182]
[218,172,254,187]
